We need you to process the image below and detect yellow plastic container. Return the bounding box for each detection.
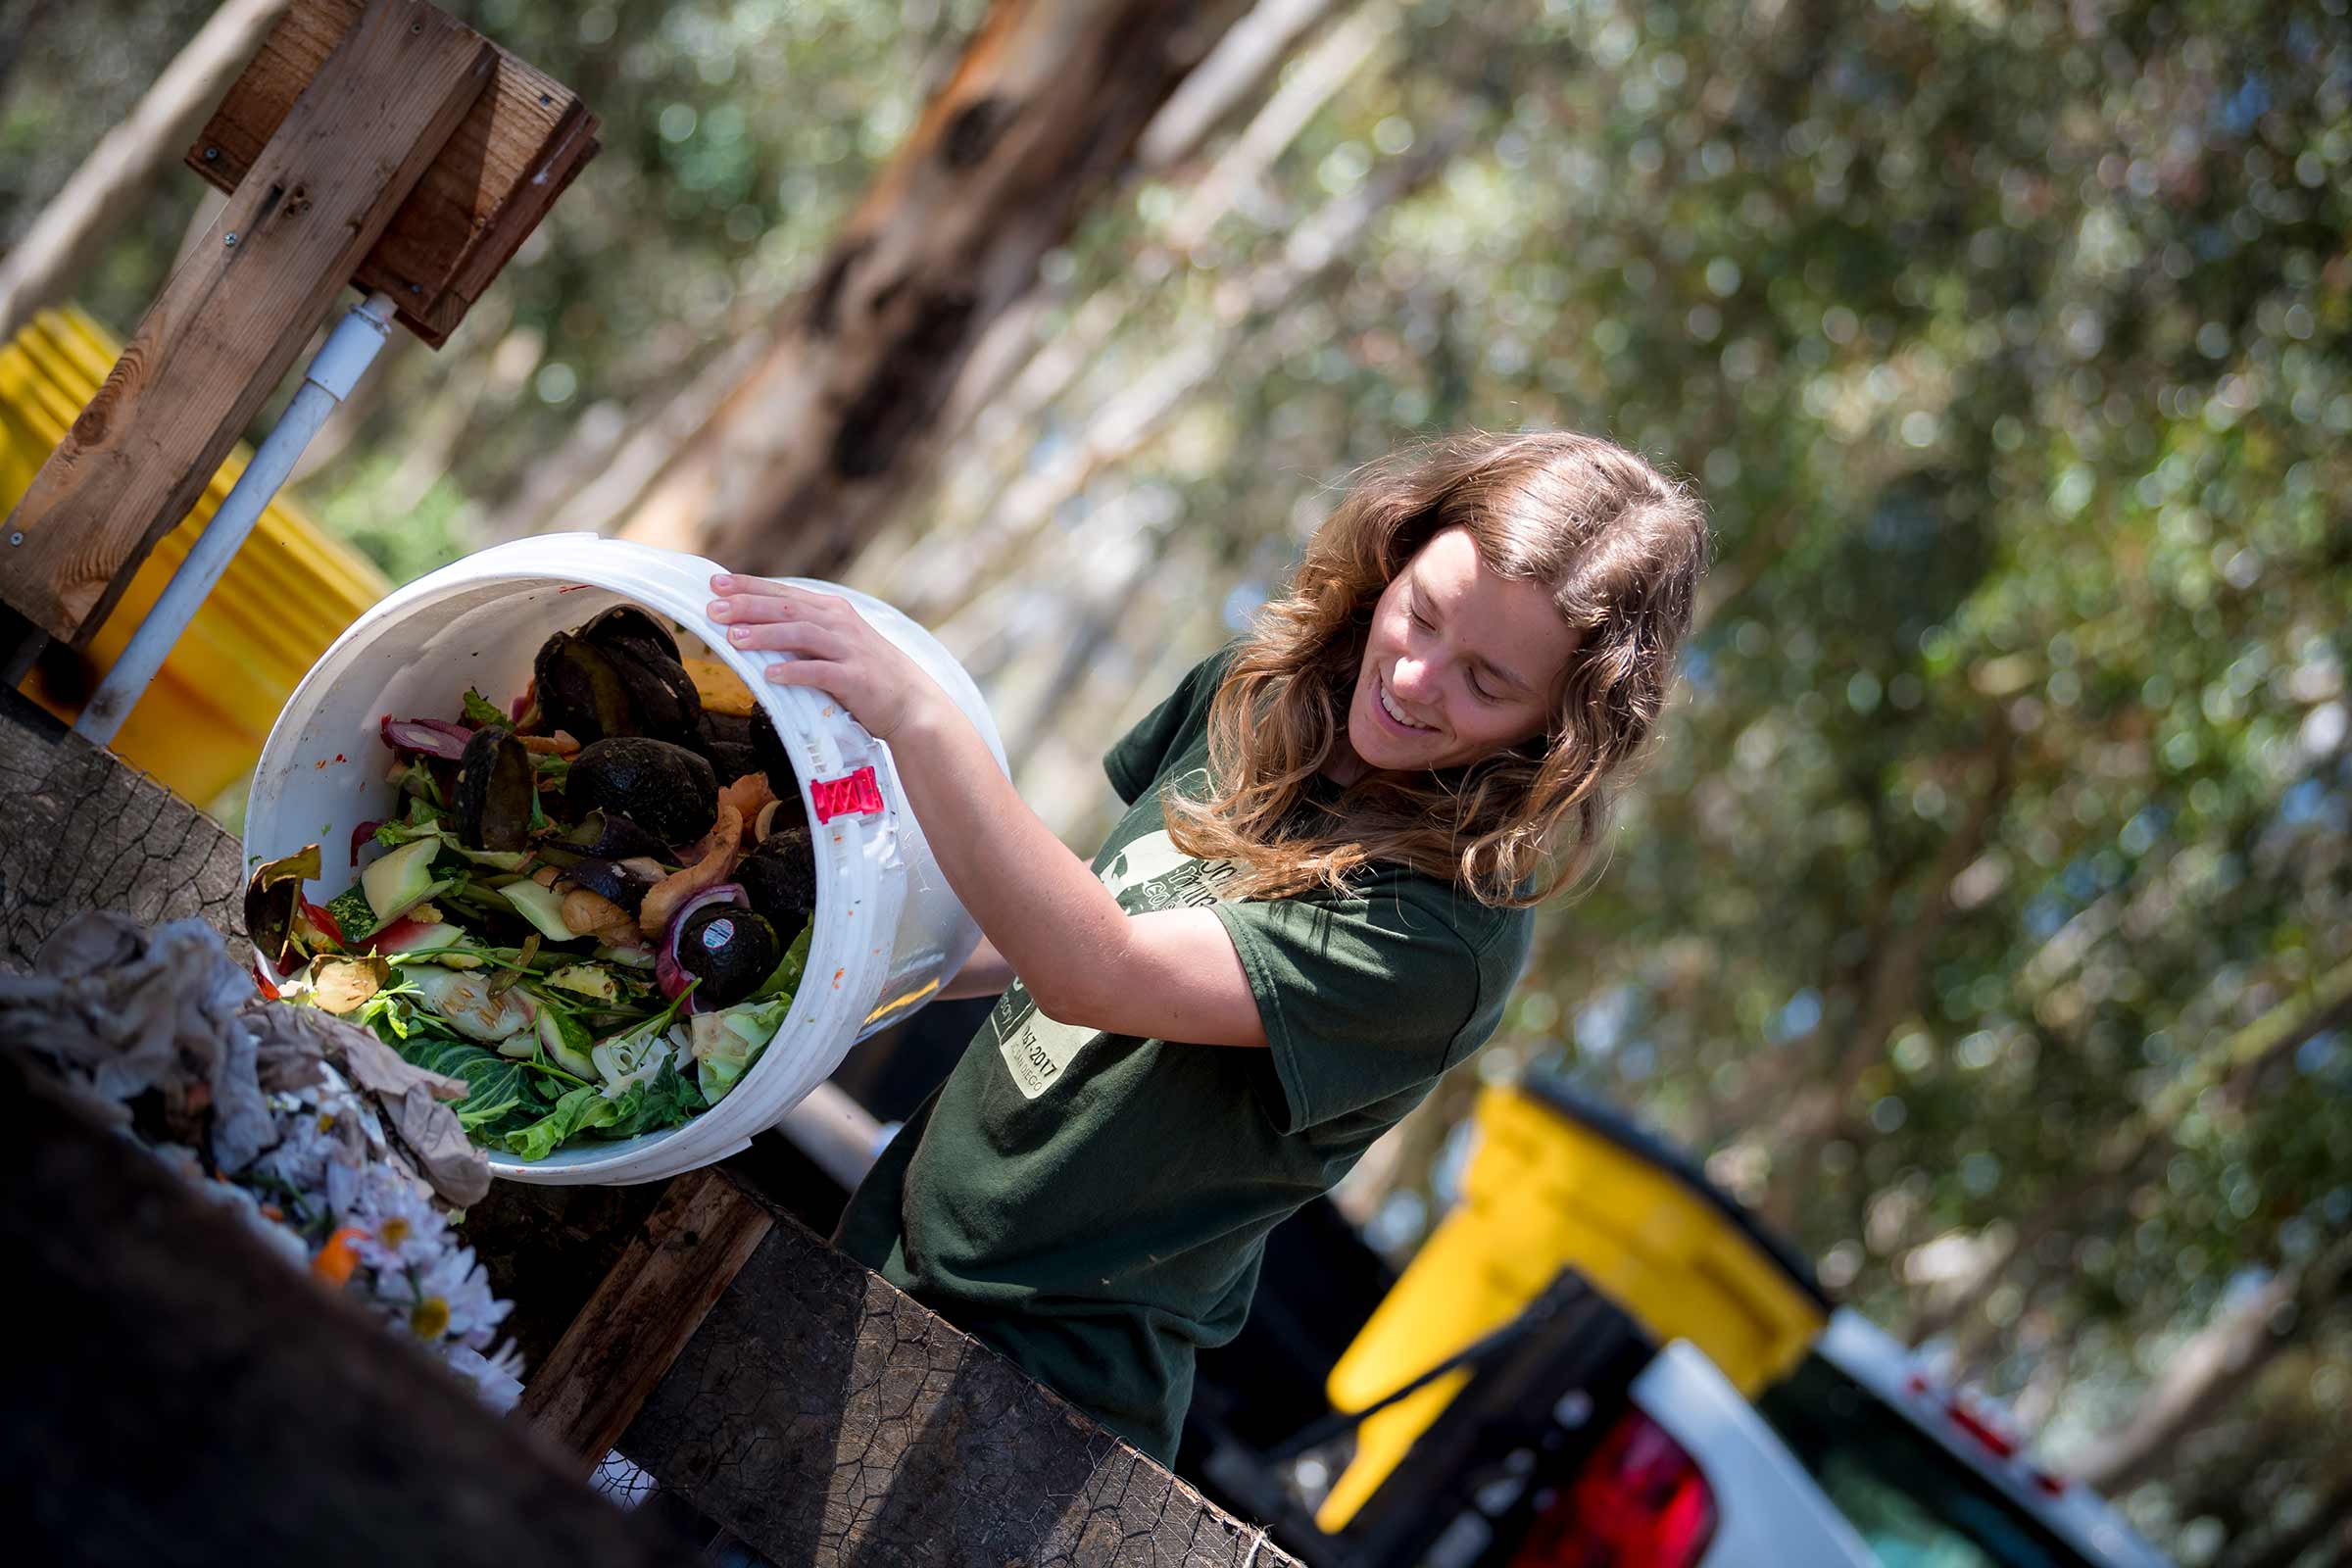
[1316,1081,1830,1531]
[2,306,389,807]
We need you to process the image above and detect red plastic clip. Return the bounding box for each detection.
[810,764,885,823]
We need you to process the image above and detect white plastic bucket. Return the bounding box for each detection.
[243,533,1005,1186]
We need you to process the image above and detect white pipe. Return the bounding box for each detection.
[770,1080,888,1191]
[73,289,397,747]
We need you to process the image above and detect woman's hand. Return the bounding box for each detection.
[706,575,944,742]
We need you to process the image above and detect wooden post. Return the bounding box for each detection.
[518,1167,776,1474]
[183,0,603,349]
[0,0,492,646]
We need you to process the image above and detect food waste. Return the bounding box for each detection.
[245,606,820,1161]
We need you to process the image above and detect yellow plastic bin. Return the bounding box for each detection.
[2,306,389,808]
[1317,1080,1831,1531]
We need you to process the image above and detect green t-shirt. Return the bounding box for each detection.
[835,645,1533,1463]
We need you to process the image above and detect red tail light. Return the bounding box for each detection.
[1511,1409,1718,1568]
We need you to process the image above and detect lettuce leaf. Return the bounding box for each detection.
[598,1060,706,1140]
[685,994,788,1104]
[461,687,509,727]
[502,1084,627,1159]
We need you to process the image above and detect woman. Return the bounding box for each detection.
[706,428,1709,1464]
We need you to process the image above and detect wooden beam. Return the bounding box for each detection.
[518,1168,775,1473]
[0,0,492,645]
[624,1208,1299,1567]
[185,0,603,348]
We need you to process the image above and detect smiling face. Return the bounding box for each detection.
[1329,525,1582,783]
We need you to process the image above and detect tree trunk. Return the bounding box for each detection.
[852,0,1398,603]
[0,0,292,342]
[1134,0,1339,171]
[612,0,1249,579]
[905,119,1465,632]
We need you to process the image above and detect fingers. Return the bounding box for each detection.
[763,658,841,688]
[719,618,843,657]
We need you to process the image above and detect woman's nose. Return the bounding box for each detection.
[1392,657,1440,702]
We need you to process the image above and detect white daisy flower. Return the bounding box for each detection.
[332,1162,450,1272]
[445,1341,527,1412]
[403,1244,511,1347]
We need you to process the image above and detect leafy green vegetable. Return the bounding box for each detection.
[393,760,445,808]
[684,994,791,1103]
[374,816,443,849]
[599,1060,706,1141]
[395,1035,535,1130]
[503,1084,624,1159]
[461,687,508,727]
[589,984,696,1095]
[501,1046,703,1158]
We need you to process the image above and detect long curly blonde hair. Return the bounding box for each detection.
[1164,429,1710,908]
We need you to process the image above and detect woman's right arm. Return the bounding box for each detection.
[937,935,1015,1001]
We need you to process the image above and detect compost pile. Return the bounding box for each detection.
[249,606,819,1161]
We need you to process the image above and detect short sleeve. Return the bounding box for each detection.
[1209,880,1485,1135]
[1102,647,1235,806]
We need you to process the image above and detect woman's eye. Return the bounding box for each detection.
[1470,678,1495,703]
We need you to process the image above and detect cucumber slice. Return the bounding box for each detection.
[496,880,579,942]
[363,837,442,921]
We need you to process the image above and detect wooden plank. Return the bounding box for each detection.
[518,1167,775,1473]
[185,0,602,348]
[0,1049,703,1568]
[623,1209,1301,1568]
[0,0,493,645]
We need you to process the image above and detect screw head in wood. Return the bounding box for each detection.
[203,146,220,162]
[223,232,238,246]
[8,532,24,546]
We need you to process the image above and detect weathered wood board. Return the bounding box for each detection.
[520,1167,776,1473]
[185,0,603,348]
[624,1207,1299,1567]
[0,0,493,645]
